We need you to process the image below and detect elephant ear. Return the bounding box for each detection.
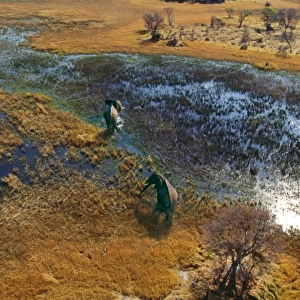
[163,171,172,180]
[105,99,115,106]
[153,172,164,189]
[114,100,122,112]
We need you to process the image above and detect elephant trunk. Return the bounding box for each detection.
[139,183,150,198]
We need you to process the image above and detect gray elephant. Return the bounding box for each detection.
[103,99,122,133]
[139,171,178,221]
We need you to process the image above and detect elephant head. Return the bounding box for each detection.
[103,99,122,133]
[140,171,178,221]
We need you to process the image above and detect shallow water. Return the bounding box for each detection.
[0,29,299,229]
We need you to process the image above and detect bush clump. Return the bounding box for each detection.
[240,43,248,50]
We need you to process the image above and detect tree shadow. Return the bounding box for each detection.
[136,29,148,35]
[139,37,159,45]
[134,203,172,239]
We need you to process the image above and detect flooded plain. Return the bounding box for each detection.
[0,28,299,229]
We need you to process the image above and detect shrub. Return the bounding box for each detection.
[152,32,162,41]
[257,37,264,43]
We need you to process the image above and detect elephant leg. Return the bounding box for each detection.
[108,122,116,133]
[166,200,176,221]
[165,210,171,221]
[155,202,165,212]
[165,208,175,221]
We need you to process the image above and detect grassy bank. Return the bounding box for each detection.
[0,0,300,71]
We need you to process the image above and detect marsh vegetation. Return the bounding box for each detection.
[0,1,299,299]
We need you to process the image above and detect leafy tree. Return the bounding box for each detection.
[238,10,252,28]
[240,26,250,45]
[225,8,235,19]
[261,7,278,31]
[143,12,164,40]
[164,7,175,25]
[202,205,283,299]
[277,8,299,53]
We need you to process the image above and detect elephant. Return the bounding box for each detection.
[139,171,178,221]
[103,99,122,133]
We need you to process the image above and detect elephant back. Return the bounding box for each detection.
[114,100,122,112]
[103,105,118,132]
[156,177,178,210]
[152,172,178,202]
[165,179,178,202]
[105,99,122,112]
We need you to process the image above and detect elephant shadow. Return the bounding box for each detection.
[134,203,172,239]
[97,129,115,142]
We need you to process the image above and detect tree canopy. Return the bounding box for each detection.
[143,12,164,40]
[202,205,283,299]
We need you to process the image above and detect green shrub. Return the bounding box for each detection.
[240,43,248,50]
[152,32,162,41]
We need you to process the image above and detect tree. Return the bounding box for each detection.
[225,8,235,19]
[143,12,164,40]
[278,8,298,31]
[240,26,250,48]
[261,7,278,31]
[277,8,299,53]
[202,205,283,299]
[164,7,174,25]
[238,10,252,28]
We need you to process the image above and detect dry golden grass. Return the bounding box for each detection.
[0,167,202,299]
[1,173,23,191]
[0,119,23,159]
[251,251,300,300]
[0,91,103,146]
[0,0,300,71]
[272,254,300,300]
[0,90,110,162]
[0,1,299,297]
[0,89,299,299]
